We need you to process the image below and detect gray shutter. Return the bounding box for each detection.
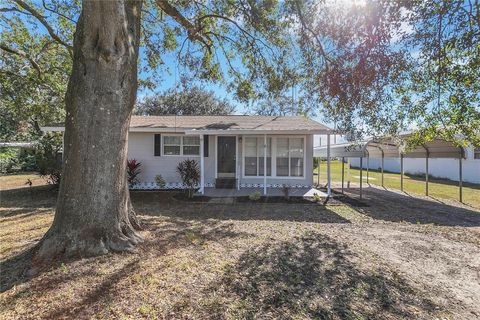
[204,135,209,157]
[154,134,161,156]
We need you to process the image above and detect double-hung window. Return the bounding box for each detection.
[474,148,480,159]
[244,137,272,176]
[276,137,304,177]
[163,135,200,156]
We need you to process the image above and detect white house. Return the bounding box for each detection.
[126,115,331,193]
[43,115,332,194]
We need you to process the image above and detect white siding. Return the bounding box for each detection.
[127,133,215,184]
[128,132,314,186]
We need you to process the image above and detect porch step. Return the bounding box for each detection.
[215,178,237,189]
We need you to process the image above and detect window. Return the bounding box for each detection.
[162,135,200,156]
[475,148,480,159]
[276,138,289,176]
[290,138,304,176]
[183,136,200,155]
[276,137,304,177]
[244,137,272,176]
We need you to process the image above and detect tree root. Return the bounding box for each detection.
[29,222,143,277]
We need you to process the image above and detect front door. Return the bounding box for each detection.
[217,136,236,178]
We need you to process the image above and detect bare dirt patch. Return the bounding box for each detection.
[1,181,479,319]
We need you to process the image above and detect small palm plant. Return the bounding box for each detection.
[127,159,142,186]
[176,159,200,198]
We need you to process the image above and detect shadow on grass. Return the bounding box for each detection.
[208,233,439,319]
[0,214,250,304]
[0,185,57,210]
[132,190,351,224]
[338,187,480,227]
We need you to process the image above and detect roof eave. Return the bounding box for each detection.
[184,129,331,135]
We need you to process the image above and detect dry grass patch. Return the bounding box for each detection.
[1,176,479,319]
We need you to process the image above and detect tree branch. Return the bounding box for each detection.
[293,0,331,68]
[154,0,212,52]
[41,0,76,24]
[197,14,274,53]
[0,43,42,76]
[12,0,72,55]
[0,7,19,12]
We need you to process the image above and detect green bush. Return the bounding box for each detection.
[176,159,200,198]
[36,134,62,187]
[18,152,38,171]
[248,191,262,201]
[0,158,15,173]
[0,148,19,173]
[154,174,166,188]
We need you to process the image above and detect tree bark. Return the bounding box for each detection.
[35,0,143,261]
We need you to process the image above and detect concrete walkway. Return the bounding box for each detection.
[199,187,328,198]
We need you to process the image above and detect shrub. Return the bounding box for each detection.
[127,159,142,186]
[0,148,18,173]
[38,164,61,186]
[176,159,200,198]
[282,184,290,201]
[36,134,62,188]
[154,174,166,188]
[248,191,261,201]
[18,152,37,171]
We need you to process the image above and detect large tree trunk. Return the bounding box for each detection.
[35,0,143,261]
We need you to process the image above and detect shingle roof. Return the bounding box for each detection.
[130,115,330,132]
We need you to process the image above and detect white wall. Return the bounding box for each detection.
[349,146,480,184]
[127,132,215,184]
[128,132,314,186]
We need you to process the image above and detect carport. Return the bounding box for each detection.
[314,136,466,201]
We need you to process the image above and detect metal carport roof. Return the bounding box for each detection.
[313,135,467,202]
[314,137,465,159]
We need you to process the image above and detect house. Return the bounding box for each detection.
[42,115,332,195]
[126,115,331,194]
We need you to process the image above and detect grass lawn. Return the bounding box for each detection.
[1,174,480,319]
[315,160,480,208]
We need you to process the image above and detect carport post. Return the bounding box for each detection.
[359,157,363,199]
[341,157,345,194]
[400,154,404,192]
[317,157,320,186]
[366,153,369,184]
[327,134,331,196]
[459,156,463,203]
[425,152,429,197]
[263,134,267,195]
[347,158,351,188]
[381,152,384,188]
[200,134,205,194]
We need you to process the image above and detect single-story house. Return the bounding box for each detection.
[43,115,332,195]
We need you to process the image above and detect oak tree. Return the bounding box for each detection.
[135,86,236,115]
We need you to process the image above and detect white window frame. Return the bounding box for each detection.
[241,135,306,179]
[161,134,200,157]
[243,136,273,177]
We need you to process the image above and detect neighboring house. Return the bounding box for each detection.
[43,115,331,193]
[349,146,480,184]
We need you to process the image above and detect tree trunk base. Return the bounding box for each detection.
[29,222,143,276]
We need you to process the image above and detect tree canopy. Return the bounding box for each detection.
[1,0,479,145]
[135,86,235,115]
